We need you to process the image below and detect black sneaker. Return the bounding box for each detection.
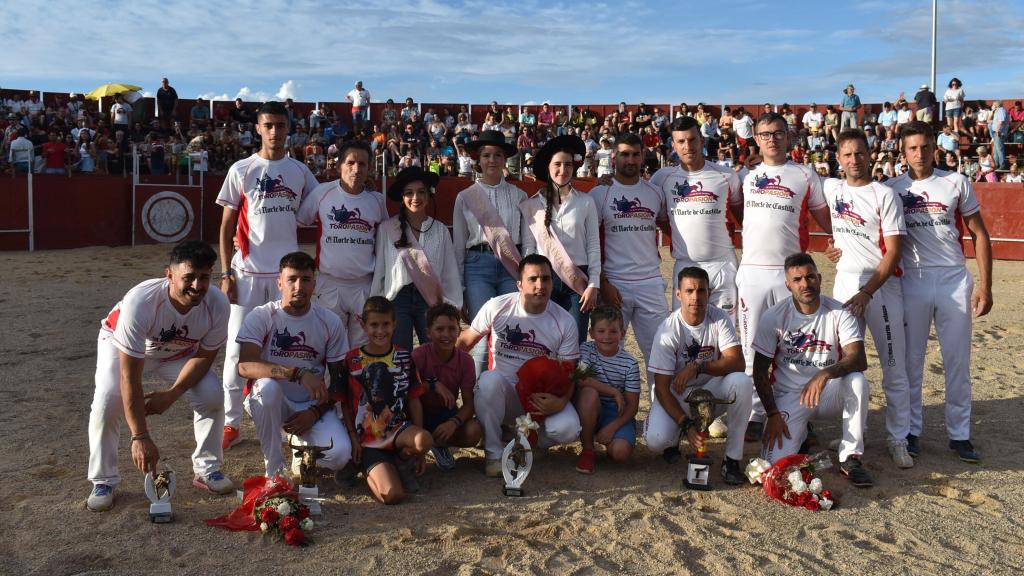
[662,447,682,464]
[949,440,980,464]
[839,457,874,487]
[744,420,764,442]
[906,434,921,458]
[721,457,745,485]
[431,446,457,471]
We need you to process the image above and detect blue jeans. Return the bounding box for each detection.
[550,265,589,343]
[391,284,429,352]
[991,129,1007,170]
[464,248,519,373]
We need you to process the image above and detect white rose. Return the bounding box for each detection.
[260,522,270,533]
[787,470,804,487]
[277,502,293,516]
[819,498,833,511]
[809,478,823,495]
[300,518,314,531]
[791,480,808,494]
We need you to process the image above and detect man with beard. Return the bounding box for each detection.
[86,241,235,512]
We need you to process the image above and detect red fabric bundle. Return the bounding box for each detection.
[515,356,573,420]
[205,475,297,532]
[761,454,810,502]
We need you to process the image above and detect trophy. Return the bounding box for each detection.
[144,465,176,523]
[501,414,539,497]
[288,436,333,516]
[683,389,736,491]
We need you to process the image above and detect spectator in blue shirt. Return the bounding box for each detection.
[841,84,861,132]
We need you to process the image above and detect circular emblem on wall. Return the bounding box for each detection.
[142,191,194,243]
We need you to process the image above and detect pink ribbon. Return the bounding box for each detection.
[461,183,523,278]
[388,220,445,307]
[521,194,589,296]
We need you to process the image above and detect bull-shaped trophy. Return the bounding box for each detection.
[144,464,176,523]
[288,435,333,516]
[682,389,736,490]
[502,414,539,497]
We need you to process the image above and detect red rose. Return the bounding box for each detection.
[298,506,310,519]
[284,528,305,546]
[821,490,832,500]
[260,507,279,524]
[280,515,299,532]
[804,499,821,511]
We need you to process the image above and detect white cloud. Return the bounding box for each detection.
[275,80,299,101]
[197,92,230,101]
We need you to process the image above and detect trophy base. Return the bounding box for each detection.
[684,454,713,491]
[298,484,322,516]
[149,502,173,523]
[503,486,524,497]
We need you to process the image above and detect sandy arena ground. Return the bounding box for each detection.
[0,244,1021,575]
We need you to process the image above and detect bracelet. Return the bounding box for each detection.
[290,367,306,382]
[858,286,873,298]
[449,415,464,427]
[131,431,150,442]
[308,404,322,419]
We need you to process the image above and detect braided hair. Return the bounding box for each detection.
[542,147,578,235]
[394,204,411,249]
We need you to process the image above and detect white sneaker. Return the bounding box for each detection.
[193,471,235,495]
[87,484,114,512]
[485,459,503,477]
[708,415,728,438]
[889,443,915,469]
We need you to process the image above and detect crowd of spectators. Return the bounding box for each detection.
[2,78,1022,183]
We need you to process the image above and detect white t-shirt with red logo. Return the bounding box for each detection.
[101,278,230,361]
[470,293,579,383]
[652,163,742,265]
[649,305,740,388]
[823,178,905,275]
[236,300,347,403]
[887,169,981,269]
[216,154,320,276]
[296,182,388,280]
[738,162,826,268]
[589,179,665,282]
[752,297,863,395]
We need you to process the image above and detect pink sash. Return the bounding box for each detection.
[520,194,589,295]
[388,220,445,307]
[461,183,523,278]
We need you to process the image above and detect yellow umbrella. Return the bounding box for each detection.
[84,83,143,100]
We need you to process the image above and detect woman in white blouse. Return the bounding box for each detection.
[944,77,966,135]
[371,167,462,351]
[520,134,601,342]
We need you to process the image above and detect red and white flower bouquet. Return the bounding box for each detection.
[206,475,314,546]
[746,452,836,511]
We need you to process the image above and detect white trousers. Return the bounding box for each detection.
[834,271,911,444]
[761,373,869,464]
[902,267,974,440]
[608,276,669,393]
[672,258,738,316]
[474,370,582,460]
[223,271,280,428]
[644,372,753,461]
[245,378,352,477]
[736,265,789,419]
[87,332,224,487]
[316,273,370,348]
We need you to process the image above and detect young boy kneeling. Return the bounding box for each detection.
[338,297,433,504]
[573,306,641,474]
[412,304,483,470]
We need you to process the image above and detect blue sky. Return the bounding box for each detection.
[4,0,1022,106]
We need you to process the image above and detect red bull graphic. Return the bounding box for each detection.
[254,174,298,201]
[671,179,720,204]
[900,191,949,215]
[270,327,319,361]
[832,197,866,226]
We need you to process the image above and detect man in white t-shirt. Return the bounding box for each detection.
[457,254,582,477]
[888,122,992,463]
[734,113,833,436]
[595,138,614,177]
[753,252,873,487]
[217,101,321,450]
[346,81,371,132]
[590,133,669,390]
[644,267,753,484]
[110,94,132,135]
[237,252,353,477]
[802,103,824,135]
[652,116,743,315]
[824,129,913,469]
[86,242,235,512]
[297,140,387,348]
[733,108,755,147]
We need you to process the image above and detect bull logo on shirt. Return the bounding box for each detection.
[610,195,655,219]
[783,329,832,354]
[752,173,795,198]
[498,324,551,357]
[833,197,866,226]
[270,327,319,360]
[900,191,948,215]
[684,337,715,363]
[328,204,372,233]
[360,362,402,440]
[254,174,297,201]
[158,323,188,343]
[671,180,719,204]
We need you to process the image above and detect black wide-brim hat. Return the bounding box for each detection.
[533,134,586,183]
[465,130,518,156]
[387,167,440,202]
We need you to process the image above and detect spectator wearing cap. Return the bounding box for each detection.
[914,84,937,123]
[840,84,861,132]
